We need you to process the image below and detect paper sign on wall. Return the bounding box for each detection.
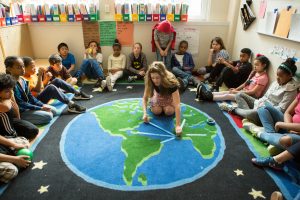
[116,22,133,46]
[99,21,116,46]
[288,13,300,41]
[274,8,296,38]
[258,0,267,18]
[258,11,278,34]
[174,27,199,55]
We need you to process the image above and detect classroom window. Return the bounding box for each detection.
[188,0,210,20]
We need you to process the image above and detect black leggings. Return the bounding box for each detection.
[206,63,226,82]
[13,118,38,140]
[288,142,300,162]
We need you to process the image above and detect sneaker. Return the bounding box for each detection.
[101,80,107,89]
[68,103,86,113]
[251,157,284,170]
[94,78,103,88]
[74,91,92,100]
[106,76,113,91]
[219,102,235,112]
[128,76,137,83]
[243,120,264,137]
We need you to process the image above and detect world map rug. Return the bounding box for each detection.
[0,85,279,200]
[223,112,300,200]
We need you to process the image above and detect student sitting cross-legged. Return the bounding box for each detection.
[22,57,87,114]
[5,56,58,125]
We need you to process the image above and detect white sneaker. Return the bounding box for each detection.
[219,102,235,112]
[106,76,113,91]
[101,80,107,89]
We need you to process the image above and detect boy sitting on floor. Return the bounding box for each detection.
[23,56,87,114]
[0,74,31,183]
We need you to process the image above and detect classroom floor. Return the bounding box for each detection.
[0,84,280,200]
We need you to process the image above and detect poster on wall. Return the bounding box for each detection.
[173,27,199,55]
[99,21,116,46]
[116,22,134,46]
[288,14,300,41]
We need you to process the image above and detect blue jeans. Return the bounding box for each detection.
[78,59,104,79]
[259,133,300,150]
[51,78,78,94]
[156,49,172,70]
[172,67,192,87]
[37,84,70,105]
[20,105,57,125]
[257,104,284,133]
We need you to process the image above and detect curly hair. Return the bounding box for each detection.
[0,73,16,92]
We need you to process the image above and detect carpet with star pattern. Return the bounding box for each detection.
[0,84,280,200]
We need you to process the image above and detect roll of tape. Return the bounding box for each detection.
[207,118,215,126]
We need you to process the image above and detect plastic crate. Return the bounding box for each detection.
[160,14,166,21]
[132,14,138,21]
[167,14,174,21]
[114,14,122,21]
[17,15,24,23]
[68,14,75,22]
[60,14,68,22]
[24,15,31,22]
[38,15,45,22]
[181,14,188,22]
[174,14,180,21]
[31,15,38,22]
[53,15,60,22]
[153,14,159,21]
[123,14,130,22]
[46,15,53,22]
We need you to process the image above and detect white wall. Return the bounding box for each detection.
[232,0,300,81]
[26,0,232,71]
[0,24,33,72]
[28,22,85,67]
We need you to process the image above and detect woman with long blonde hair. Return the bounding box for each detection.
[142,61,182,136]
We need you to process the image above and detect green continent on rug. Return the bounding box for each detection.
[61,98,225,190]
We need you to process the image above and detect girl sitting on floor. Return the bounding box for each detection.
[105,39,126,92]
[209,55,269,102]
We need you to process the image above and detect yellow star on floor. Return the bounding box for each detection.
[234,169,244,176]
[32,160,47,170]
[38,185,49,194]
[248,188,266,199]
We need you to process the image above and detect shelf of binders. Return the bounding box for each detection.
[0,17,18,26]
[10,13,98,23]
[114,14,187,22]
